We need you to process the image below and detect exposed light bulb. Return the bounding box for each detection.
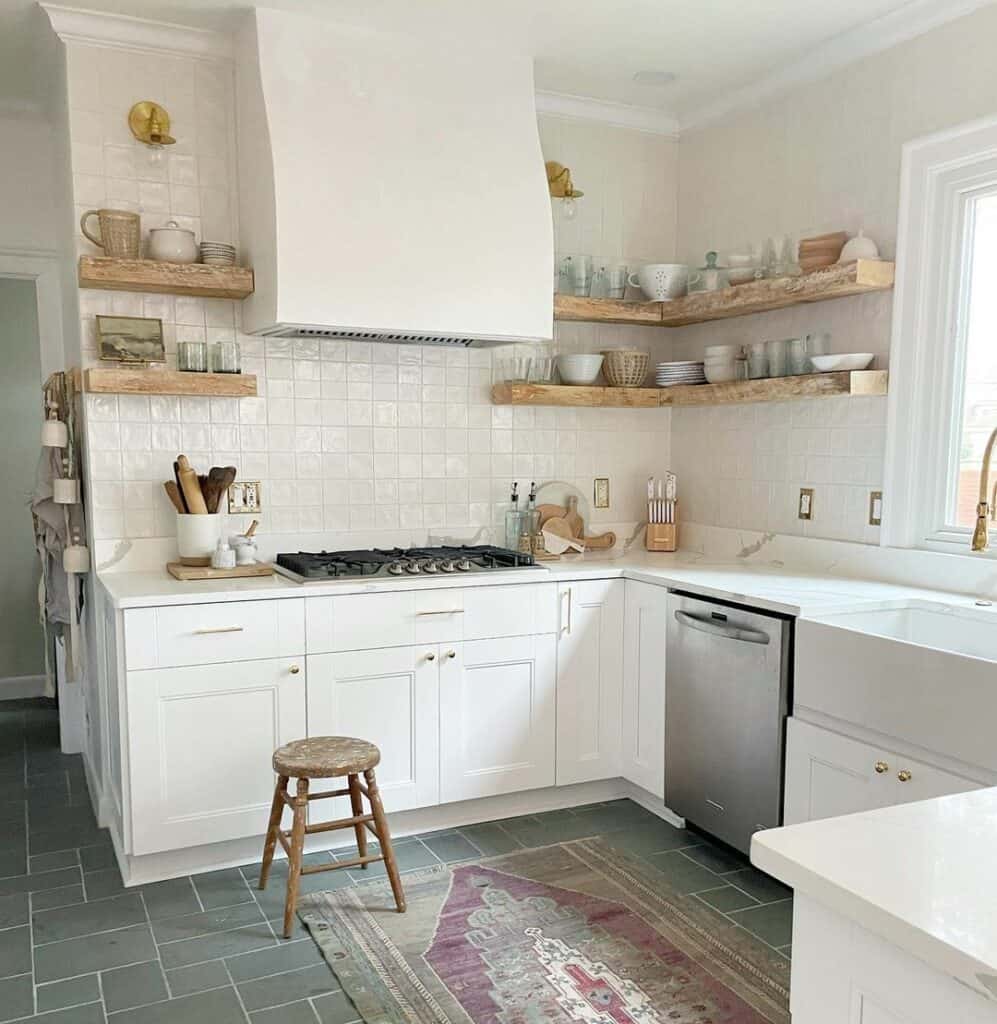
[147,144,165,166]
[561,197,578,220]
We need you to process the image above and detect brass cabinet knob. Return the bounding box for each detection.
[426,652,436,661]
[874,761,889,774]
[445,650,456,660]
[897,769,912,782]
[289,665,300,675]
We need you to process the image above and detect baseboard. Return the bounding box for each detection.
[117,778,678,887]
[0,674,47,699]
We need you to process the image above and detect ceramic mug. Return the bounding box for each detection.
[628,263,690,301]
[80,208,140,259]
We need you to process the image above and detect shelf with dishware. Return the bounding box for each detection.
[84,367,258,398]
[78,256,255,299]
[554,259,894,328]
[491,370,887,408]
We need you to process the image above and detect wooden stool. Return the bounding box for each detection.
[259,736,406,937]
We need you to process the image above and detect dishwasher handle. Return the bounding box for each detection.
[674,609,770,645]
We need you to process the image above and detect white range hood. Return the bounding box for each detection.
[235,9,553,347]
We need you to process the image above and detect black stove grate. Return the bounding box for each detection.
[275,545,535,579]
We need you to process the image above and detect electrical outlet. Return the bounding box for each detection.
[228,480,262,514]
[593,477,610,509]
[798,488,814,520]
[869,490,883,526]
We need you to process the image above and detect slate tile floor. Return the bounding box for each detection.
[1,700,792,1024]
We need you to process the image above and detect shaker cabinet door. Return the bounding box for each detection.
[555,580,624,786]
[128,658,306,854]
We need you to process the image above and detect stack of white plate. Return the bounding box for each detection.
[655,361,707,387]
[200,241,237,266]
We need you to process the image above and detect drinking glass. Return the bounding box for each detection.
[592,262,628,299]
[210,340,241,374]
[178,341,208,372]
[558,254,593,297]
[766,339,788,378]
[787,337,809,375]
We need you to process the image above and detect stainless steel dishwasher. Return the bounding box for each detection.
[665,590,792,855]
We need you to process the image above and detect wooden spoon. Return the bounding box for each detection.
[163,480,185,514]
[201,466,237,514]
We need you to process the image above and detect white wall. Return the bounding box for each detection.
[0,112,60,254]
[670,3,997,544]
[60,31,676,570]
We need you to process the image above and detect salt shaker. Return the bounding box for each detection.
[211,538,236,569]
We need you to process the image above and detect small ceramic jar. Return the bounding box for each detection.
[148,220,198,263]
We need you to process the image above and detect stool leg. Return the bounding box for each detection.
[283,776,309,938]
[348,773,368,868]
[259,775,288,890]
[365,769,405,913]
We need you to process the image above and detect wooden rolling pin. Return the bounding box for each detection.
[176,455,208,514]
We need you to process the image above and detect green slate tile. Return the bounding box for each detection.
[165,961,231,998]
[0,925,31,978]
[645,850,725,894]
[30,850,79,874]
[34,923,158,983]
[33,892,146,943]
[0,891,28,928]
[139,877,202,921]
[31,884,85,912]
[0,973,34,1022]
[226,937,324,982]
[151,902,264,945]
[36,975,101,1013]
[78,845,116,873]
[29,823,107,855]
[696,885,761,913]
[420,833,479,863]
[344,838,438,881]
[31,1000,105,1024]
[729,899,794,949]
[81,869,125,901]
[237,963,337,1011]
[250,1000,318,1024]
[456,823,522,856]
[101,960,170,1013]
[158,922,276,970]
[312,990,362,1024]
[190,869,253,910]
[724,867,792,904]
[110,985,245,1024]
[681,841,749,875]
[602,819,700,858]
[571,800,656,832]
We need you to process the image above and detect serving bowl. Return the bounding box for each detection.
[557,353,604,385]
[810,353,874,372]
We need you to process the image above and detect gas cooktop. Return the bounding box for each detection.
[274,545,541,583]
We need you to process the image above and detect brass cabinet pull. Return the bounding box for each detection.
[289,665,300,675]
[425,652,436,661]
[445,650,456,660]
[416,609,464,616]
[897,769,912,782]
[874,761,889,774]
[193,626,244,635]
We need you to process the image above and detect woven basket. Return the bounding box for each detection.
[602,349,650,387]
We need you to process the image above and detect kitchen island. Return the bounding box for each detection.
[752,788,997,1022]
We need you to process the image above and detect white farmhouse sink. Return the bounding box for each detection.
[796,600,997,772]
[815,604,997,663]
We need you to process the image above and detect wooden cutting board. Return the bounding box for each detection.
[167,562,274,581]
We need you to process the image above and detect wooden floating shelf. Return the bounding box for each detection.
[84,368,258,398]
[491,371,887,408]
[78,256,254,299]
[554,260,894,328]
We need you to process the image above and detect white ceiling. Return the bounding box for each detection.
[0,0,984,122]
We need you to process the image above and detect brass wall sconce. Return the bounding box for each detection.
[128,101,176,163]
[546,160,583,220]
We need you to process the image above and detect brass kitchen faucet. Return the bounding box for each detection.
[971,426,997,552]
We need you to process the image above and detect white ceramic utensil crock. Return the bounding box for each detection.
[176,512,224,566]
[628,264,690,301]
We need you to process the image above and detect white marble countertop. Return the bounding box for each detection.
[752,787,997,1001]
[96,546,981,617]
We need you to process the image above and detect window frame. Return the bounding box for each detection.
[883,115,997,556]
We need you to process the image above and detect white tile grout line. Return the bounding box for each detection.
[223,955,254,1024]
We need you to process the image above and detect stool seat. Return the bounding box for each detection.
[272,735,380,779]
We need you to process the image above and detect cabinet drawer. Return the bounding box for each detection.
[305,582,558,653]
[124,599,305,670]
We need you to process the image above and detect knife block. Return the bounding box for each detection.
[645,523,677,552]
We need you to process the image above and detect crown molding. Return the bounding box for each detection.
[41,4,232,61]
[680,0,996,132]
[535,90,680,138]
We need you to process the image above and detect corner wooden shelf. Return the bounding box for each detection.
[78,256,254,299]
[491,370,887,409]
[84,368,258,398]
[491,382,661,408]
[554,260,894,328]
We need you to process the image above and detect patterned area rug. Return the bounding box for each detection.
[299,838,790,1023]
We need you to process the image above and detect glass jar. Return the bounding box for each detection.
[210,340,241,374]
[766,339,789,378]
[177,341,208,372]
[787,337,809,375]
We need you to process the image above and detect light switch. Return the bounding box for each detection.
[798,488,814,520]
[228,480,262,514]
[593,477,610,508]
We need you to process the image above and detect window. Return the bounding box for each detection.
[884,116,997,556]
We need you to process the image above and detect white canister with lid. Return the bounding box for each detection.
[148,220,198,264]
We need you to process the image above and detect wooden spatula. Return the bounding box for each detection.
[163,480,186,514]
[201,466,237,514]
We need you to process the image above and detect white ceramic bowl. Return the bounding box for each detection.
[704,365,737,383]
[704,345,737,357]
[557,353,604,385]
[810,353,874,373]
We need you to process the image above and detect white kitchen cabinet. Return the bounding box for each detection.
[127,657,306,855]
[307,646,440,815]
[439,635,556,802]
[555,580,624,785]
[620,581,667,798]
[784,718,979,826]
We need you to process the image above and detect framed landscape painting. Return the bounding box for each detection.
[96,315,166,363]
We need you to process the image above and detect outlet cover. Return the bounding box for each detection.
[593,477,610,508]
[228,480,262,514]
[798,488,814,520]
[869,490,883,526]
